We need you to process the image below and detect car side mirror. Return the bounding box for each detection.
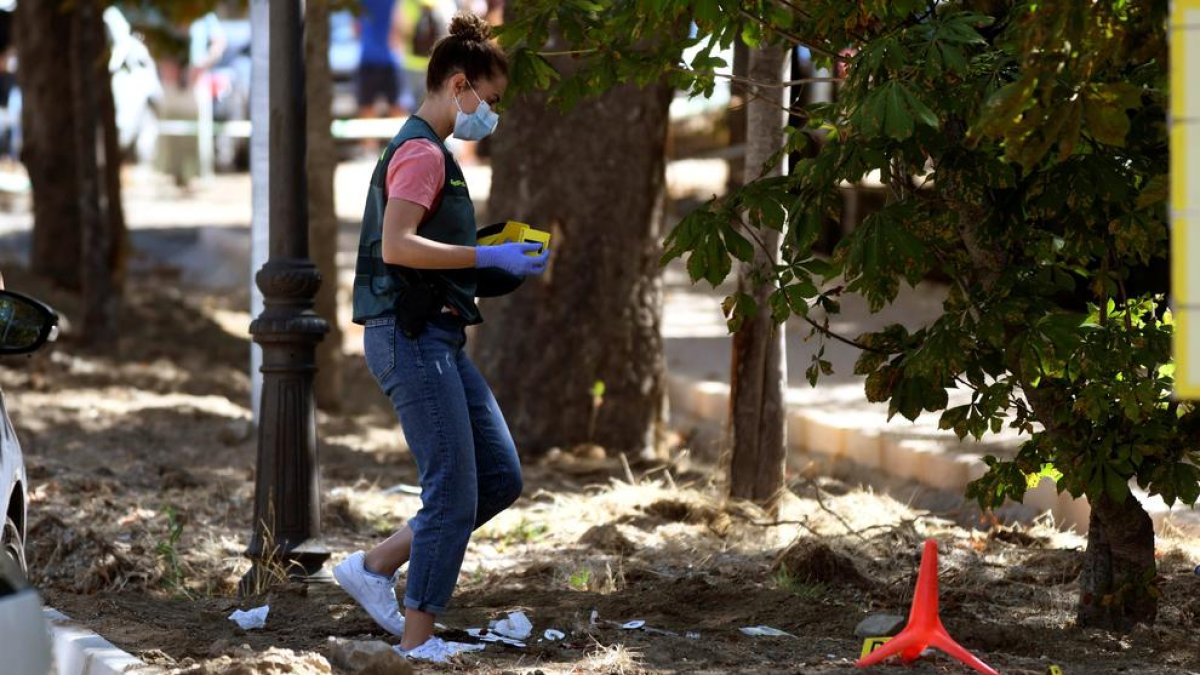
[0,291,58,355]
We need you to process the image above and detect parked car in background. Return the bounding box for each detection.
[0,289,59,574]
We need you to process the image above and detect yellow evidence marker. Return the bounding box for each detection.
[477,220,551,256]
[1171,0,1200,398]
[1047,666,1064,675]
[859,637,892,659]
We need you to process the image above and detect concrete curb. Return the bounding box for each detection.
[44,607,161,675]
[667,374,1200,536]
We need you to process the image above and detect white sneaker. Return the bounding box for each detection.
[395,637,485,664]
[332,551,406,636]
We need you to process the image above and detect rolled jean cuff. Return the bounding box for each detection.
[404,595,447,616]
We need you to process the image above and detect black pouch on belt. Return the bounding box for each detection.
[393,274,445,338]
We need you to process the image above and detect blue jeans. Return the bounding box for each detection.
[363,314,523,615]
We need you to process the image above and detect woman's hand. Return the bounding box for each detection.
[474,243,549,277]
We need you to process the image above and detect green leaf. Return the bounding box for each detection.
[783,279,818,311]
[881,85,915,140]
[800,258,837,280]
[898,84,939,130]
[938,42,968,74]
[721,223,755,263]
[805,354,821,387]
[1178,465,1200,506]
[512,48,560,91]
[976,80,1032,139]
[842,204,930,310]
[769,288,791,324]
[1136,174,1168,210]
[864,364,900,403]
[888,374,935,421]
[1056,103,1083,161]
[724,292,757,333]
[704,237,732,287]
[1083,99,1131,147]
[686,246,707,283]
[1092,82,1143,110]
[939,405,970,437]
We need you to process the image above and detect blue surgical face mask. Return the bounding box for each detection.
[453,83,499,141]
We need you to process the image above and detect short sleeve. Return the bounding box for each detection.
[386,139,445,211]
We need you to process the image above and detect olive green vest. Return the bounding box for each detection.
[352,116,481,325]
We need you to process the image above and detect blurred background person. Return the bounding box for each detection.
[188,10,227,177]
[0,0,16,168]
[358,0,415,154]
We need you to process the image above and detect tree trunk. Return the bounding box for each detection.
[727,45,788,510]
[1078,494,1158,630]
[73,0,125,347]
[305,0,344,411]
[473,54,671,460]
[97,26,128,313]
[15,0,82,290]
[725,39,749,193]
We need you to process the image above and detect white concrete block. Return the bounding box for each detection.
[694,381,730,422]
[786,408,808,451]
[958,454,988,483]
[886,440,941,482]
[803,410,848,458]
[920,446,970,491]
[45,608,159,675]
[844,429,883,469]
[665,375,695,414]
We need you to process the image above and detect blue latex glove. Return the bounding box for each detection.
[475,242,549,277]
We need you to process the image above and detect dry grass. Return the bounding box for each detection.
[580,641,645,675]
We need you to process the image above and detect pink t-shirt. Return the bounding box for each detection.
[386,138,446,213]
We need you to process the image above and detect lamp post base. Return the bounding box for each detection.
[238,547,333,597]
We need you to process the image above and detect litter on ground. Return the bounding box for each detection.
[740,625,795,638]
[228,605,269,630]
[490,610,534,640]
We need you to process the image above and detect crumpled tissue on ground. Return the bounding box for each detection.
[490,610,533,640]
[228,605,269,630]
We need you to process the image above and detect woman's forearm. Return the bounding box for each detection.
[381,231,477,270]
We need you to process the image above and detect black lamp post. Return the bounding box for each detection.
[240,0,329,594]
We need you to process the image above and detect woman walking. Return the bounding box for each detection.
[334,11,546,661]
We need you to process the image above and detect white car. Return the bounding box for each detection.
[0,289,58,573]
[0,288,61,675]
[0,555,51,675]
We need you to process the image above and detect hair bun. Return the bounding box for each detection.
[449,12,492,42]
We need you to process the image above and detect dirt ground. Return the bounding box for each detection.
[2,261,1199,675]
